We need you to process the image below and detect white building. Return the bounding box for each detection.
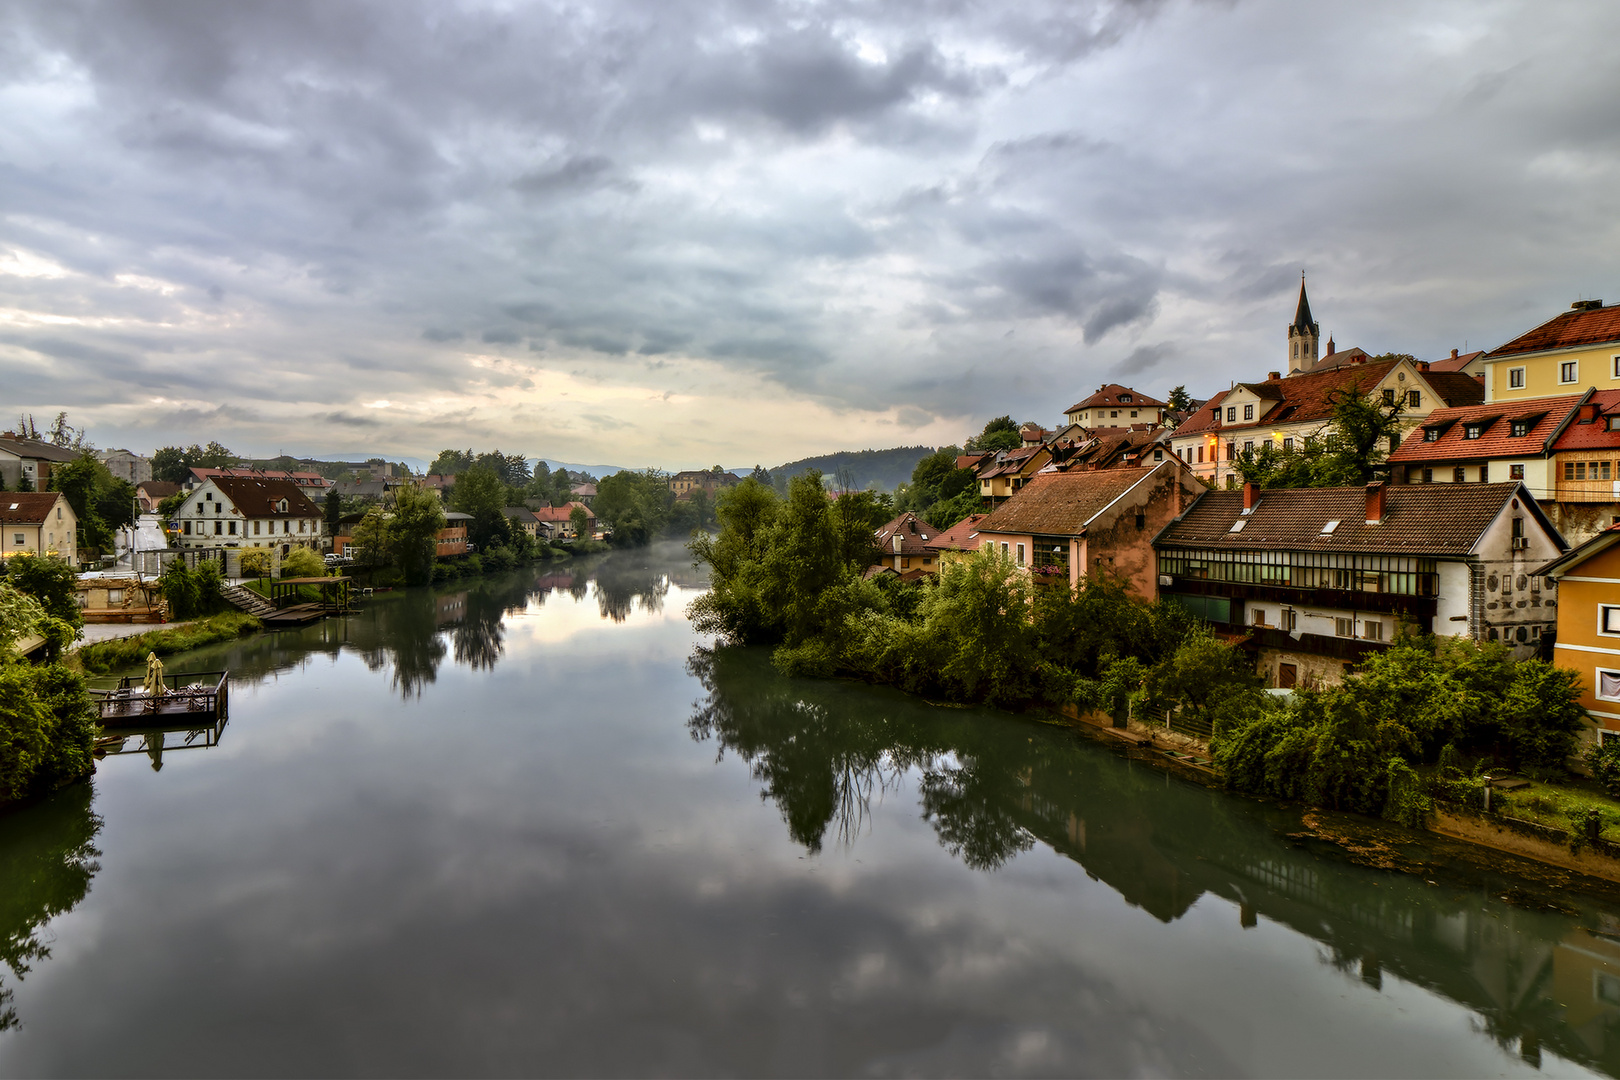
[175,476,324,551]
[98,449,153,485]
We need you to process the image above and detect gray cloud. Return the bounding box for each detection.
[2,1,1619,462]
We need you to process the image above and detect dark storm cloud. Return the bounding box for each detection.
[3,1,1620,459]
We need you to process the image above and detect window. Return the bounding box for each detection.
[254,520,261,535]
[182,522,191,535]
[1196,446,1204,463]
[1424,428,1439,442]
[283,521,290,534]
[1512,516,1525,539]
[11,533,21,546]
[1567,461,1578,480]
[1599,669,1620,702]
[1510,464,1525,479]
[1135,512,1146,529]
[1252,608,1266,627]
[1243,404,1255,420]
[1283,608,1297,631]
[1453,467,1466,483]
[107,588,124,605]
[1561,360,1579,384]
[1227,407,1237,422]
[228,521,237,535]
[1509,367,1526,389]
[1283,437,1294,451]
[1110,410,1118,418]
[901,557,910,569]
[1422,468,1433,483]
[1243,441,1254,453]
[1362,620,1384,642]
[1464,424,1483,439]
[1001,542,1009,554]
[1226,442,1235,461]
[1131,410,1139,418]
[1510,420,1530,437]
[1016,543,1025,565]
[1479,465,1489,482]
[1121,394,1132,403]
[1335,617,1354,638]
[1408,390,1420,408]
[1601,605,1620,635]
[1382,389,1396,406]
[213,521,223,535]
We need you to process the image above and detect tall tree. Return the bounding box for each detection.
[1166,386,1194,413]
[966,415,1023,453]
[384,485,447,585]
[324,489,342,538]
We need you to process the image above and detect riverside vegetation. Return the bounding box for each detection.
[690,473,1593,833]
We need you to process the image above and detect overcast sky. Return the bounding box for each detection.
[3,0,1618,469]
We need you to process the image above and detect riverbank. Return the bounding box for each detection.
[68,612,262,675]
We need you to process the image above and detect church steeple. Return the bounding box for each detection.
[1288,273,1320,372]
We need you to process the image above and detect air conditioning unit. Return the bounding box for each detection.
[1512,537,1530,550]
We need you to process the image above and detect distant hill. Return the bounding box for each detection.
[770,446,934,492]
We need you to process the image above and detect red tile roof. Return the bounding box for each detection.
[208,477,322,519]
[1385,393,1583,464]
[1550,389,1620,452]
[0,492,66,525]
[532,502,596,522]
[1172,388,1230,438]
[1155,483,1560,557]
[1064,383,1167,414]
[875,512,939,556]
[1427,350,1485,373]
[1488,304,1620,359]
[1419,371,1486,407]
[976,466,1162,537]
[924,514,986,552]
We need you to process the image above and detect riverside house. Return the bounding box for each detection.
[176,476,324,553]
[1153,481,1567,690]
[1539,525,1620,747]
[1,492,77,566]
[532,502,596,540]
[923,514,987,571]
[873,512,939,576]
[973,460,1204,598]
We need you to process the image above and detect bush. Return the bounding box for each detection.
[157,559,226,619]
[279,547,325,579]
[1588,741,1620,799]
[0,662,96,807]
[71,612,261,674]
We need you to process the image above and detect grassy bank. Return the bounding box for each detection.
[69,612,262,674]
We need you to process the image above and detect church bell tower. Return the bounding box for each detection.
[1288,275,1320,373]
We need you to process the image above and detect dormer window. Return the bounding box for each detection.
[1120,394,1132,403]
[1463,424,1483,439]
[1510,420,1531,437]
[1424,428,1440,442]
[277,498,289,512]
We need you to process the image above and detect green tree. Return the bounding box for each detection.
[2,555,81,631]
[387,485,448,585]
[967,416,1023,453]
[49,453,132,556]
[324,489,342,538]
[594,470,672,547]
[351,509,393,569]
[569,504,589,540]
[279,547,326,579]
[1231,377,1406,489]
[1166,386,1194,413]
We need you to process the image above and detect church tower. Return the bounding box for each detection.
[1288,275,1320,373]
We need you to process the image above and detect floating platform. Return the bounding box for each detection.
[93,670,229,728]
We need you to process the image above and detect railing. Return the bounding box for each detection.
[92,670,229,723]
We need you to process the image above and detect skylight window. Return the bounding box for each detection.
[1321,520,1340,535]
[1229,520,1246,533]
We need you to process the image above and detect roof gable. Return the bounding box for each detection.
[1064,383,1167,414]
[1387,393,1583,463]
[976,466,1163,537]
[0,492,67,525]
[1488,304,1620,359]
[205,476,322,518]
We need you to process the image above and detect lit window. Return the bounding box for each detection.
[1561,361,1579,383]
[1509,367,1526,389]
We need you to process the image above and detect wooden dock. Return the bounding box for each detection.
[92,670,229,728]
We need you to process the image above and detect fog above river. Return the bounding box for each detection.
[0,545,1613,1076]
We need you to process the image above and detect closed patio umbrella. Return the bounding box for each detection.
[143,652,165,696]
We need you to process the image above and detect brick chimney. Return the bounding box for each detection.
[1451,348,1459,359]
[1242,481,1260,513]
[1417,361,1430,372]
[1366,481,1386,524]
[1268,371,1281,381]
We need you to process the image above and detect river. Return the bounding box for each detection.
[2,543,1619,1076]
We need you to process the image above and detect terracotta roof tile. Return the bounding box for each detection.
[1155,483,1553,556]
[924,514,986,552]
[1173,389,1230,437]
[207,477,322,519]
[1420,371,1487,406]
[1427,351,1485,373]
[1386,393,1583,463]
[532,502,595,522]
[1550,389,1620,451]
[976,467,1161,537]
[875,512,939,556]
[1064,383,1167,414]
[0,492,66,525]
[1488,304,1620,359]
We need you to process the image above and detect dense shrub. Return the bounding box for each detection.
[157,559,226,619]
[71,612,262,674]
[278,547,325,579]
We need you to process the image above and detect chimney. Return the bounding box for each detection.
[1417,361,1430,372]
[1325,340,1336,357]
[1582,402,1601,423]
[1242,481,1260,513]
[893,533,903,554]
[1268,371,1280,381]
[1451,348,1459,359]
[1366,481,1386,524]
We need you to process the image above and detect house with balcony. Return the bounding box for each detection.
[1483,299,1620,405]
[1386,389,1620,544]
[1,493,77,566]
[175,476,324,552]
[1538,524,1620,747]
[1152,481,1566,690]
[974,460,1204,599]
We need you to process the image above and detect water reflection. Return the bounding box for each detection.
[128,547,697,700]
[0,785,100,1031]
[688,644,1620,1075]
[95,716,230,770]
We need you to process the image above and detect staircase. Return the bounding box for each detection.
[220,582,277,618]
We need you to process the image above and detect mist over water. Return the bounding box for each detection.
[0,542,1616,1076]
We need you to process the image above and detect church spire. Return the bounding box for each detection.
[1292,274,1315,331]
[1287,273,1321,372]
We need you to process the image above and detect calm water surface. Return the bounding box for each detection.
[3,544,1620,1077]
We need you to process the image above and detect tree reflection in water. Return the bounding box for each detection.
[687,643,1620,1076]
[0,784,100,1031]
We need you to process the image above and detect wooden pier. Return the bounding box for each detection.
[93,670,229,727]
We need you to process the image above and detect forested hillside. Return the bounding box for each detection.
[770,446,935,492]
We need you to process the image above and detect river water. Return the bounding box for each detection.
[3,544,1620,1076]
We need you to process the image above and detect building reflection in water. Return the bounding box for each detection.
[0,783,100,1032]
[687,643,1620,1076]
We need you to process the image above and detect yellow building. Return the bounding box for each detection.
[0,492,78,566]
[1540,525,1620,745]
[1484,300,1620,403]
